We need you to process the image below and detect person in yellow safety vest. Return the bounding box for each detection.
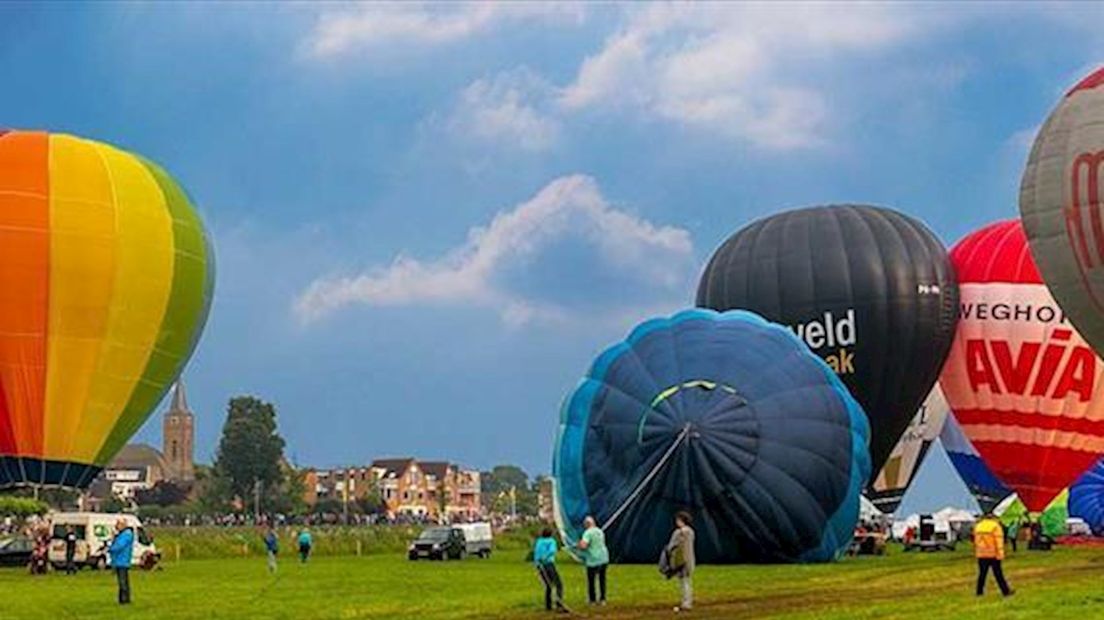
[974,512,1014,597]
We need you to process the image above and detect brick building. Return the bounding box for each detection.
[86,381,196,507]
[304,458,482,521]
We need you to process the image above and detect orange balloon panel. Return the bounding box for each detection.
[939,220,1104,511]
[0,130,213,488]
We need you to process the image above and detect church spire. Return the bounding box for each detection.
[163,377,196,482]
[170,379,190,414]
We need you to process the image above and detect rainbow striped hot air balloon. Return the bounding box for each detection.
[0,130,214,489]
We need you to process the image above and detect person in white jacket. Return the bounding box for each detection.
[666,511,696,612]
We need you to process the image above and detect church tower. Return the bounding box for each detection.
[163,380,195,482]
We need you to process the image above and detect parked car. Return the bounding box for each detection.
[453,522,493,558]
[1068,518,1092,537]
[47,513,160,570]
[409,526,463,561]
[408,523,493,561]
[0,536,33,567]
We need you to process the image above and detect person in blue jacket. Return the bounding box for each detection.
[108,519,135,605]
[533,528,565,612]
[263,524,279,573]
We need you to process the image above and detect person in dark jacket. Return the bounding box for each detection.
[64,526,78,575]
[533,528,565,612]
[108,519,135,605]
[263,525,279,574]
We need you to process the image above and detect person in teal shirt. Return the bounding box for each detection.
[533,528,565,611]
[297,529,313,563]
[576,516,610,605]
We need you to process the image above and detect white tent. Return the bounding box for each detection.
[891,514,920,539]
[891,506,976,539]
[933,506,976,525]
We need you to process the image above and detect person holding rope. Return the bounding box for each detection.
[533,528,567,613]
[575,516,609,606]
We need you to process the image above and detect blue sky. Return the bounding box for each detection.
[2,3,1102,511]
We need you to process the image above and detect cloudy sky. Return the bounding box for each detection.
[2,3,1102,509]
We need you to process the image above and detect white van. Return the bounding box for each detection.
[47,513,159,570]
[454,522,493,558]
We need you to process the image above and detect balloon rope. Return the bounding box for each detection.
[601,423,692,531]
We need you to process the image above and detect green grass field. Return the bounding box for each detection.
[5,544,1104,619]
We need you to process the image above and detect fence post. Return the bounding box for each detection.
[175,542,181,564]
[242,542,248,556]
[357,540,362,557]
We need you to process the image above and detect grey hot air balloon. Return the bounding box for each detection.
[1021,67,1104,355]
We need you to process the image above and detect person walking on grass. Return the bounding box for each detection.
[297,528,313,563]
[666,511,696,613]
[576,516,609,606]
[263,524,279,574]
[533,528,566,613]
[974,511,1014,597]
[108,519,135,605]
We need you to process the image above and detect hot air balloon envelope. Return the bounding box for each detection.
[553,309,870,564]
[1021,67,1104,357]
[1069,459,1104,534]
[696,205,958,481]
[939,220,1104,512]
[869,386,949,514]
[0,130,214,489]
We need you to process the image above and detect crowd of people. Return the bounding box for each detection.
[3,505,1043,611]
[531,511,696,614]
[139,510,510,529]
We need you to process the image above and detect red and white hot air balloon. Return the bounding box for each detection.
[939,219,1104,512]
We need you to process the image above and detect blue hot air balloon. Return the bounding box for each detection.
[939,414,1010,513]
[553,309,871,564]
[1069,460,1104,534]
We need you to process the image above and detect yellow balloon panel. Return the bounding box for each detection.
[43,135,117,460]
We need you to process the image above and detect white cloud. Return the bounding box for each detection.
[294,175,694,325]
[556,3,920,149]
[304,2,585,59]
[1007,125,1040,159]
[443,69,561,152]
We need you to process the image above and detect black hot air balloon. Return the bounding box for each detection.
[696,205,958,483]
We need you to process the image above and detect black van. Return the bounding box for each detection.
[408,526,465,560]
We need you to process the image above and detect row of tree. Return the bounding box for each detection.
[3,394,549,520]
